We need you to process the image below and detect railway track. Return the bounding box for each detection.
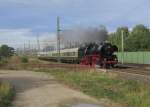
[31,63,150,76]
[41,63,150,77]
[109,64,150,77]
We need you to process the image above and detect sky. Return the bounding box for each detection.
[0,0,150,48]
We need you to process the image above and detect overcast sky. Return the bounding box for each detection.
[0,0,149,48]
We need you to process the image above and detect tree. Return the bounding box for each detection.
[108,24,150,51]
[108,26,129,51]
[0,45,15,59]
[126,24,150,51]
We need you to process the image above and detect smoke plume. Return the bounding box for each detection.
[60,26,108,48]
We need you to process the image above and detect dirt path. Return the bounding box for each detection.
[0,70,104,107]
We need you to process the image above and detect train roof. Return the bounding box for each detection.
[38,48,78,55]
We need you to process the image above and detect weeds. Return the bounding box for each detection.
[21,57,29,63]
[0,82,15,107]
[36,69,150,107]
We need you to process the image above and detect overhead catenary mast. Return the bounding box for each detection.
[28,40,31,55]
[37,34,40,52]
[57,16,61,62]
[24,43,26,55]
[121,30,124,64]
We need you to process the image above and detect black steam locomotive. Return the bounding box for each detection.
[79,42,118,68]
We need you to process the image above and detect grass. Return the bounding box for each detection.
[0,82,15,107]
[36,69,150,107]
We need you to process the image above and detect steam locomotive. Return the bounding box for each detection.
[79,42,118,68]
[38,42,118,68]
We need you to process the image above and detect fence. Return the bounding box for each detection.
[116,52,150,64]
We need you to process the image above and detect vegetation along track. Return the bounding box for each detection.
[38,64,150,76]
[11,62,150,76]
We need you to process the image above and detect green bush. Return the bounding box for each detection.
[0,82,15,107]
[0,59,8,66]
[21,57,28,63]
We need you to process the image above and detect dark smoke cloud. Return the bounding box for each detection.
[60,26,108,48]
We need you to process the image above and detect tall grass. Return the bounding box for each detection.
[0,82,15,107]
[37,69,150,107]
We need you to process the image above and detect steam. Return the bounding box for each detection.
[60,26,108,48]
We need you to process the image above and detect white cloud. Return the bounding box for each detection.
[0,0,149,33]
[0,28,57,49]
